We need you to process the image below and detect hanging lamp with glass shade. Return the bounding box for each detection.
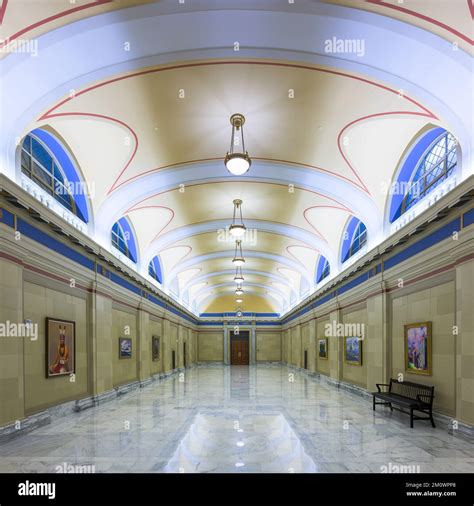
[232,239,245,266]
[225,113,251,175]
[235,297,243,304]
[235,286,244,296]
[234,265,244,284]
[229,199,246,238]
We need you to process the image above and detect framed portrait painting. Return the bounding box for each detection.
[344,336,362,366]
[152,336,161,362]
[405,322,432,375]
[46,318,75,378]
[119,337,132,359]
[318,338,328,360]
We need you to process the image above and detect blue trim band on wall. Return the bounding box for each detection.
[463,208,474,228]
[282,215,465,325]
[0,207,15,228]
[17,218,95,270]
[6,207,472,328]
[384,217,460,270]
[31,128,89,223]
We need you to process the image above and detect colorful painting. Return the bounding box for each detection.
[318,338,328,360]
[47,318,75,378]
[152,336,161,362]
[344,336,362,365]
[405,322,432,375]
[119,337,132,359]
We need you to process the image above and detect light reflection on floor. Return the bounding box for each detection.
[0,365,472,473]
[164,413,317,473]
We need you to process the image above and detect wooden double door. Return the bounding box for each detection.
[230,331,250,365]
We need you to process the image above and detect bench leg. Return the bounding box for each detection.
[373,396,376,411]
[389,403,393,412]
[430,413,436,428]
[410,408,414,428]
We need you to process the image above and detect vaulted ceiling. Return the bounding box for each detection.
[0,0,472,315]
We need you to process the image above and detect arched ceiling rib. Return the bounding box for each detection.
[0,0,471,315]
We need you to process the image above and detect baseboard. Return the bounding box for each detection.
[287,364,474,440]
[0,365,193,441]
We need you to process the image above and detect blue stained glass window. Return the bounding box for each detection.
[402,132,457,213]
[21,132,86,222]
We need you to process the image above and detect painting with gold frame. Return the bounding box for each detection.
[344,336,362,365]
[318,338,328,360]
[46,317,75,378]
[405,322,432,375]
[152,336,161,362]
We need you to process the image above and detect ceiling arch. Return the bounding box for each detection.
[0,0,471,315]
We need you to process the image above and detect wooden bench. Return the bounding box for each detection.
[372,379,435,428]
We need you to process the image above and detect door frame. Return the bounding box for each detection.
[230,330,250,365]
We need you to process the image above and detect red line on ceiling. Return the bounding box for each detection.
[468,0,474,19]
[303,205,352,240]
[38,60,438,196]
[337,110,436,195]
[366,0,474,45]
[0,0,112,48]
[0,0,8,24]
[125,205,175,244]
[40,111,138,194]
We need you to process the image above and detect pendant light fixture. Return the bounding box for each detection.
[225,113,251,175]
[229,199,246,238]
[235,297,243,304]
[235,286,244,296]
[234,265,244,284]
[232,240,245,266]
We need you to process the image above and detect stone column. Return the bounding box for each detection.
[250,323,256,364]
[89,283,114,396]
[0,256,25,427]
[455,257,474,426]
[223,323,229,365]
[366,282,389,391]
[137,306,150,383]
[329,307,342,381]
[162,318,171,372]
[309,319,317,373]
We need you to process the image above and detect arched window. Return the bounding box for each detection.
[111,217,137,263]
[402,132,456,213]
[148,256,163,284]
[20,129,88,223]
[389,128,457,222]
[316,255,330,283]
[341,217,367,263]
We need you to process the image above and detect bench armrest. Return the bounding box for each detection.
[376,383,390,393]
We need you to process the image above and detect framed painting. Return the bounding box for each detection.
[46,317,75,378]
[152,336,161,362]
[318,338,328,360]
[405,322,432,375]
[344,336,362,366]
[119,337,132,359]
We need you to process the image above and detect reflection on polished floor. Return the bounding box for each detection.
[0,365,472,473]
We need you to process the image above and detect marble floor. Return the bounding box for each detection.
[0,365,473,473]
